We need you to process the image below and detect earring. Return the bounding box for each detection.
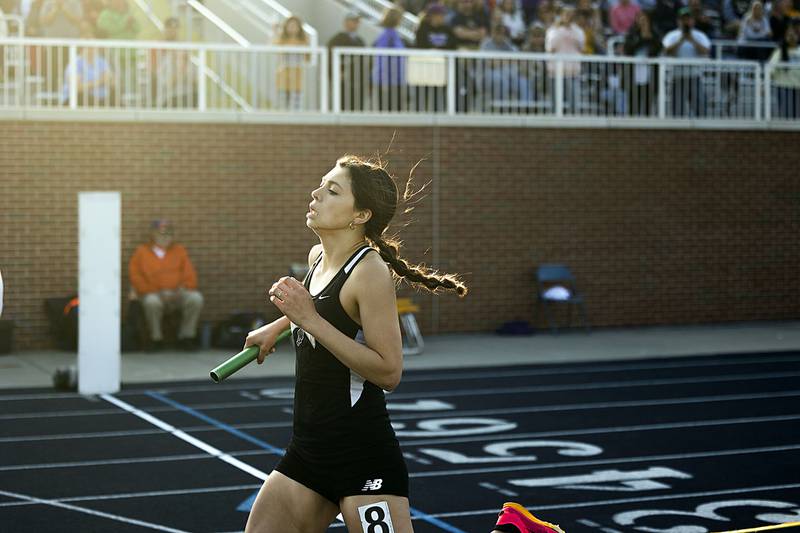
[349,221,356,230]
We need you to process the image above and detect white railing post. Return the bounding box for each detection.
[198,48,207,112]
[764,64,771,122]
[447,53,456,116]
[658,60,667,119]
[332,48,341,114]
[68,44,78,110]
[754,63,762,122]
[555,59,564,117]
[320,48,328,113]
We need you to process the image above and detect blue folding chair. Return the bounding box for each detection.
[536,264,590,334]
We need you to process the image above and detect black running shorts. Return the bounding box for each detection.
[274,441,409,504]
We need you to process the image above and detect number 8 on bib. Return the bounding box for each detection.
[357,501,395,533]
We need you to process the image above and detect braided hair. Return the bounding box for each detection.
[338,155,467,298]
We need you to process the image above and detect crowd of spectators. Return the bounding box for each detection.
[395,0,800,55]
[326,0,799,116]
[0,0,140,40]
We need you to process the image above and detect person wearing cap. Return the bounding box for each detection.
[129,220,203,351]
[327,10,366,111]
[415,3,457,50]
[662,6,710,117]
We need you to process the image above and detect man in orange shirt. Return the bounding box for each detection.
[129,219,204,351]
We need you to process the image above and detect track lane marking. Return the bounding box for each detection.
[0,484,261,508]
[409,444,800,478]
[427,482,800,518]
[3,372,799,420]
[0,488,191,532]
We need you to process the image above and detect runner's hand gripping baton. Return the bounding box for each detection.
[210,329,292,383]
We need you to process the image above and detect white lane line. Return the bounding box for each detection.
[4,413,799,447]
[400,414,800,446]
[0,449,270,473]
[0,452,213,472]
[101,394,348,525]
[7,417,798,473]
[0,489,191,532]
[4,370,799,420]
[0,428,164,443]
[390,370,800,400]
[117,353,800,394]
[391,390,800,421]
[99,394,269,481]
[0,484,261,508]
[409,443,800,478]
[429,483,800,518]
[2,354,798,403]
[3,388,799,443]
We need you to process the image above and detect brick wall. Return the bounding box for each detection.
[1,121,798,350]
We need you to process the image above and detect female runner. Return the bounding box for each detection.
[243,155,562,533]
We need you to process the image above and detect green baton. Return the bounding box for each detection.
[210,329,292,383]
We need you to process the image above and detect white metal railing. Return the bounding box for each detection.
[1,14,25,38]
[2,36,798,125]
[0,38,327,112]
[764,61,800,121]
[606,35,776,62]
[332,47,763,121]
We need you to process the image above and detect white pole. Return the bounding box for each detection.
[78,192,121,396]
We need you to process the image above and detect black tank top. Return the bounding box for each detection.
[290,245,399,457]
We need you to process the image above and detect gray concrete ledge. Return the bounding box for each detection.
[1,321,798,390]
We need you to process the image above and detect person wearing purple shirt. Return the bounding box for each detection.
[372,7,407,111]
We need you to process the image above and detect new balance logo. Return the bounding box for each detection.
[361,479,383,491]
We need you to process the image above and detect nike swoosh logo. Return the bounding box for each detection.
[317,295,330,300]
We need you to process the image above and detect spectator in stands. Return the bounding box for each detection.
[23,0,44,36]
[39,0,82,38]
[546,6,585,111]
[153,17,196,108]
[576,0,603,39]
[521,0,540,25]
[662,6,710,117]
[770,0,798,43]
[129,219,203,351]
[373,6,407,111]
[479,22,530,109]
[738,0,773,60]
[769,25,800,117]
[536,0,557,29]
[412,4,454,111]
[452,0,488,49]
[610,0,641,35]
[576,8,605,53]
[651,0,680,37]
[687,0,717,37]
[82,0,104,31]
[328,11,366,50]
[328,11,366,111]
[522,23,548,108]
[398,0,431,14]
[39,0,81,88]
[497,0,527,45]
[624,11,661,115]
[416,3,457,48]
[60,22,113,106]
[523,21,547,51]
[274,15,310,111]
[96,0,140,40]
